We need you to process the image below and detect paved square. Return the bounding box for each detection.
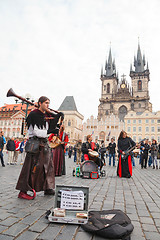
[0,155,160,239]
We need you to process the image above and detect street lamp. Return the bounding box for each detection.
[15,93,35,136]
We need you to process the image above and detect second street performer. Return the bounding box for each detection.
[16,96,63,200]
[117,130,136,178]
[48,125,68,176]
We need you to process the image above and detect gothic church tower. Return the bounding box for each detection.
[130,44,152,112]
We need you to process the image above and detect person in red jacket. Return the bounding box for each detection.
[13,138,20,164]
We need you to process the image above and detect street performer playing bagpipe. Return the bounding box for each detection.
[16,96,64,200]
[82,134,103,170]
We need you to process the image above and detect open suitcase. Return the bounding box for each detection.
[48,185,89,224]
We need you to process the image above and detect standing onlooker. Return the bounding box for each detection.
[151,139,158,169]
[100,140,106,165]
[148,141,152,167]
[6,137,16,165]
[19,138,27,165]
[1,131,6,144]
[74,140,82,165]
[68,145,73,158]
[0,131,5,167]
[108,138,116,167]
[13,138,20,164]
[140,139,150,169]
[94,139,100,152]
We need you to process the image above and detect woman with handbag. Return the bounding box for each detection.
[16,96,63,200]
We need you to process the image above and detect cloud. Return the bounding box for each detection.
[0,0,160,120]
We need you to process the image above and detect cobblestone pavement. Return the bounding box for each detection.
[0,154,160,240]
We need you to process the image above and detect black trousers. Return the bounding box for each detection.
[0,151,5,166]
[141,154,148,168]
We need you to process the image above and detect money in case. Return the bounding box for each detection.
[48,185,89,224]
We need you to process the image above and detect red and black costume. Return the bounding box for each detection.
[48,131,68,176]
[117,137,136,178]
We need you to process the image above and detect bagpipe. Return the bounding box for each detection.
[6,88,64,134]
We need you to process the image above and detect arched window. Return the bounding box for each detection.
[68,120,71,126]
[99,131,105,141]
[118,105,128,122]
[107,83,110,93]
[138,80,142,91]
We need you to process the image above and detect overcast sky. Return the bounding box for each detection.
[0,0,160,120]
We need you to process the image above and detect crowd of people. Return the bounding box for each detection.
[0,132,27,167]
[1,95,160,201]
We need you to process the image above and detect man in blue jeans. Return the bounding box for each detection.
[108,138,116,166]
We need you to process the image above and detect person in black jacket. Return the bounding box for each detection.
[6,137,16,165]
[0,132,5,167]
[108,138,116,166]
[140,139,150,169]
[117,131,136,178]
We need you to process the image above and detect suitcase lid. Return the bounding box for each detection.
[54,185,89,211]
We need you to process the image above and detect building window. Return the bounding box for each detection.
[158,136,160,142]
[138,127,142,132]
[104,85,106,91]
[68,120,71,126]
[127,127,131,132]
[138,119,142,124]
[151,127,155,132]
[139,103,141,108]
[146,127,149,132]
[138,136,142,142]
[145,119,149,124]
[151,119,155,124]
[133,120,136,124]
[107,83,110,93]
[133,136,136,142]
[157,119,160,123]
[138,80,142,90]
[158,127,160,132]
[127,120,131,124]
[133,127,136,132]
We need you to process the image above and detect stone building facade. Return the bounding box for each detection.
[0,103,34,138]
[82,114,124,143]
[124,110,160,143]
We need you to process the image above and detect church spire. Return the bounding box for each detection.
[105,47,116,77]
[134,43,145,72]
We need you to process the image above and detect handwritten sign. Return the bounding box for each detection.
[60,190,84,210]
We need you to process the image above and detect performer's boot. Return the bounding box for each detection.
[18,189,36,200]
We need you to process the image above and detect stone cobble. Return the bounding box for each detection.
[0,154,160,239]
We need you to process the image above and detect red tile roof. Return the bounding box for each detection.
[0,103,35,111]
